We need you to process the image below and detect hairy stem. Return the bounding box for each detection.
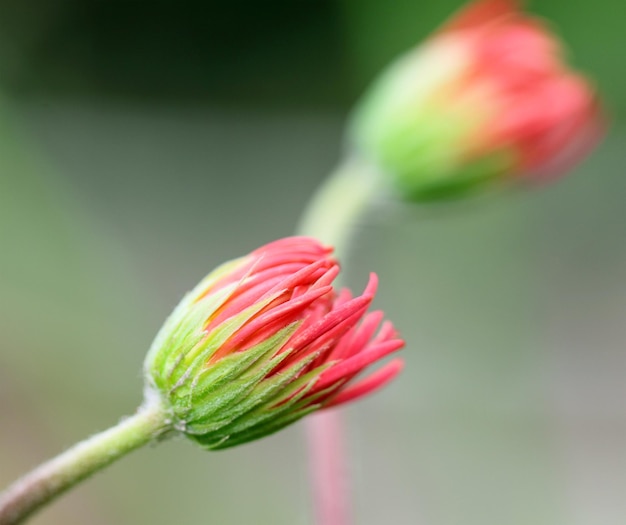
[0,397,171,525]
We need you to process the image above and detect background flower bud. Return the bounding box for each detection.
[144,237,404,449]
[351,0,603,201]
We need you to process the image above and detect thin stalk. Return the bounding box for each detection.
[0,396,171,525]
[297,156,381,261]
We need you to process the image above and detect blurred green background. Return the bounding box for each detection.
[1,1,625,524]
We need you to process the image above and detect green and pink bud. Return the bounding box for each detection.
[144,237,404,449]
[351,0,603,201]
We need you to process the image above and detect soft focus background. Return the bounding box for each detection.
[1,1,625,524]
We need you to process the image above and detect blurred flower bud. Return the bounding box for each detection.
[351,0,603,201]
[144,237,404,450]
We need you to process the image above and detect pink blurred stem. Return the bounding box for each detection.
[297,157,380,525]
[306,411,352,525]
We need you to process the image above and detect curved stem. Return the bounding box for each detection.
[0,397,170,525]
[297,155,381,260]
[298,154,380,525]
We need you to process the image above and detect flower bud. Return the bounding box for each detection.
[144,237,404,449]
[351,0,603,201]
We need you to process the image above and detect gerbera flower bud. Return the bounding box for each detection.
[351,0,603,201]
[144,237,404,450]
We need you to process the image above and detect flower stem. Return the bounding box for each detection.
[0,397,171,525]
[297,155,381,260]
[298,154,381,525]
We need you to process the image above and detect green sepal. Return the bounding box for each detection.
[162,293,278,394]
[210,405,319,450]
[186,323,299,405]
[186,347,316,433]
[147,283,237,384]
[209,382,343,449]
[188,359,332,449]
[144,255,248,382]
[179,344,296,431]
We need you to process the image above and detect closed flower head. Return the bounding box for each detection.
[351,0,603,201]
[144,237,404,449]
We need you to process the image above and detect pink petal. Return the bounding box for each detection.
[310,339,405,395]
[323,359,405,408]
